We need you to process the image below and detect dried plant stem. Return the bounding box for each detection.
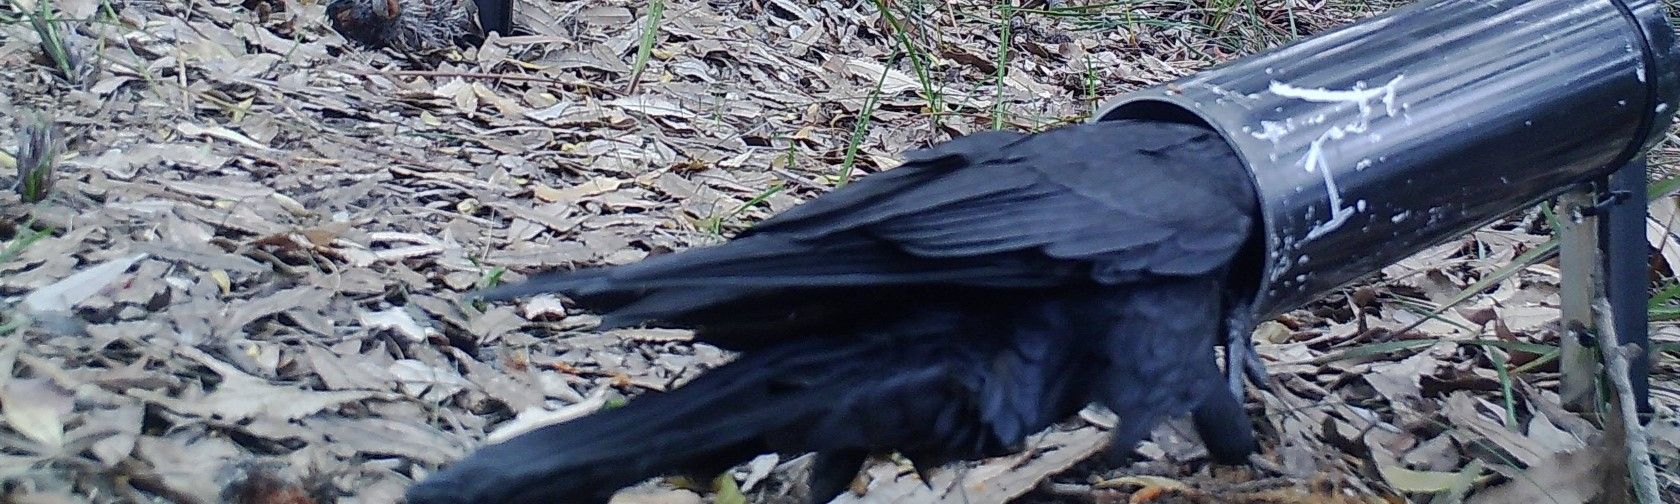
[1594,298,1660,504]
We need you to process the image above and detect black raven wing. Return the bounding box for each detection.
[474,120,1256,331]
[745,120,1254,281]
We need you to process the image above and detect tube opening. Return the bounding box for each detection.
[1097,98,1271,318]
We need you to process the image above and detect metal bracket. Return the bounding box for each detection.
[1583,190,1635,217]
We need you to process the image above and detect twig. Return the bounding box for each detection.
[1593,298,1661,504]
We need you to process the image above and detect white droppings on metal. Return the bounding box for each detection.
[1300,125,1358,241]
[1424,206,1447,226]
[1268,76,1405,119]
[1250,119,1292,144]
[1195,83,1260,109]
[1265,75,1405,244]
[1390,211,1410,223]
[1355,159,1373,171]
[1658,103,1669,113]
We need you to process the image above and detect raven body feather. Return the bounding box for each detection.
[406,119,1263,504]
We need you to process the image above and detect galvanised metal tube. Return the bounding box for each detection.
[1095,0,1680,318]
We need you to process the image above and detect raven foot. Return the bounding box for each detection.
[1222,305,1273,398]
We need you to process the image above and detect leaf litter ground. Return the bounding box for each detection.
[1,0,1679,502]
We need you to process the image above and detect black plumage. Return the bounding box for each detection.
[406,119,1266,504]
[326,0,511,52]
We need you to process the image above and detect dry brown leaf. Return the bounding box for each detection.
[389,359,471,402]
[535,176,628,205]
[0,379,73,449]
[358,307,435,343]
[486,389,610,444]
[82,405,143,467]
[134,347,381,422]
[1465,445,1608,504]
[303,416,470,465]
[21,253,147,314]
[1442,393,1548,467]
[304,345,396,391]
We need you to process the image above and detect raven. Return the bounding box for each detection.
[326,0,511,52]
[406,119,1267,504]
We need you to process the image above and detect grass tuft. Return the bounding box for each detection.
[16,0,92,85]
[626,0,666,92]
[836,53,895,188]
[991,0,1014,130]
[701,184,787,235]
[12,111,58,203]
[867,0,942,123]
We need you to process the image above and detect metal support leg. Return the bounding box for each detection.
[1604,156,1652,421]
[1559,156,1654,420]
[1557,188,1602,413]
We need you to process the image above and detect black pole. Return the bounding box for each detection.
[1605,156,1653,420]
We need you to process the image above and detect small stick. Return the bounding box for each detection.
[1593,298,1660,503]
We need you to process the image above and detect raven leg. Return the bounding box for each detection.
[1191,381,1259,464]
[809,450,868,504]
[1221,300,1271,397]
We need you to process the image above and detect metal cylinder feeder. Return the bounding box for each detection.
[1094,0,1680,319]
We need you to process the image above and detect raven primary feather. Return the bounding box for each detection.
[406,119,1265,504]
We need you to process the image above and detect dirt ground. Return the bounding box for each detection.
[2,0,1679,502]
